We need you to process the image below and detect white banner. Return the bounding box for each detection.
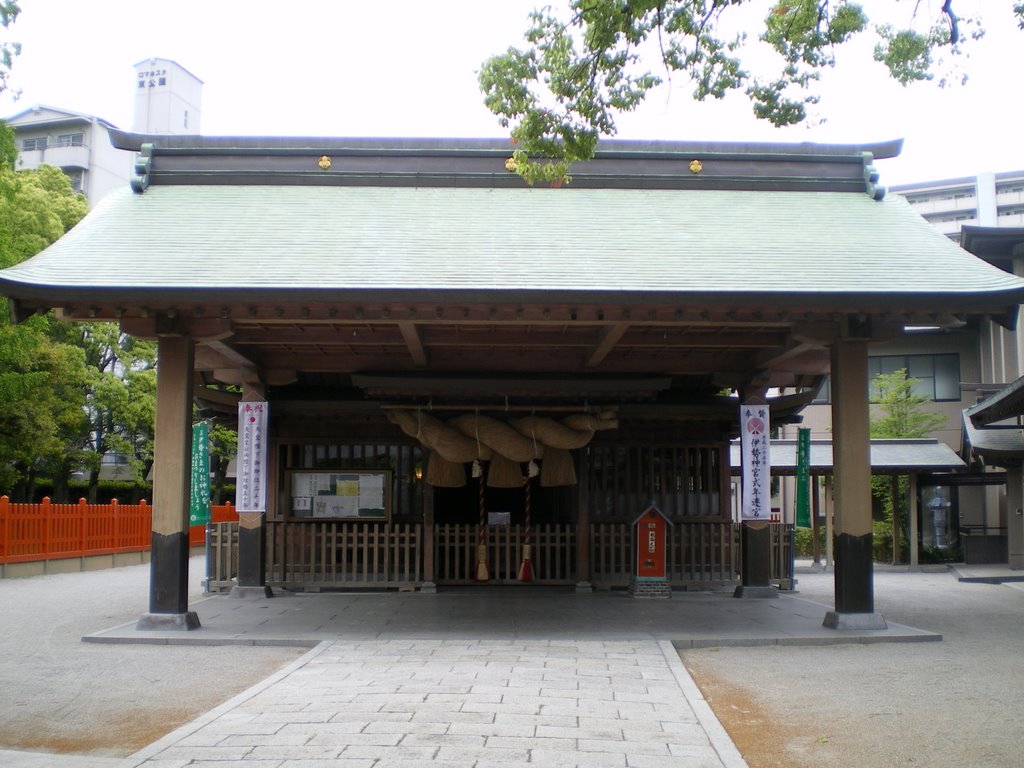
[237,401,268,513]
[740,404,771,520]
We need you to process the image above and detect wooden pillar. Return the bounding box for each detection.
[891,475,901,564]
[734,391,776,599]
[575,447,593,592]
[824,475,834,568]
[422,484,437,592]
[909,473,920,567]
[812,474,822,564]
[825,337,886,629]
[137,335,200,630]
[1007,463,1024,569]
[232,385,273,599]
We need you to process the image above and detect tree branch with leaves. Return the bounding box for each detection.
[481,1,1008,185]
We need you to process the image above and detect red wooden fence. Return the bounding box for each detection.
[0,496,239,565]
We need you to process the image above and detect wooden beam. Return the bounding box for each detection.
[586,323,630,368]
[397,322,428,367]
[205,339,259,369]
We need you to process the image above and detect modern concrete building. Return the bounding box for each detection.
[132,57,203,135]
[4,57,202,206]
[5,105,133,204]
[893,171,1024,239]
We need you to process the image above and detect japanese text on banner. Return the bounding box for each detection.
[237,401,268,513]
[740,404,771,520]
[189,422,210,525]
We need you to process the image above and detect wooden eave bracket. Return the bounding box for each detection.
[586,323,630,368]
[397,321,428,367]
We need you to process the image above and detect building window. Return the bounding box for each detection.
[21,137,47,151]
[811,353,959,405]
[56,132,84,147]
[63,168,84,193]
[869,353,960,402]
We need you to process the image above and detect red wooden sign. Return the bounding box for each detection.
[634,506,669,579]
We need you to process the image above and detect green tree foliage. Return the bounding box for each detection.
[0,163,89,497]
[869,368,946,439]
[47,321,157,500]
[868,368,946,561]
[209,422,238,504]
[0,1,19,97]
[481,1,1015,184]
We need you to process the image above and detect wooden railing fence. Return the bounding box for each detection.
[434,524,577,584]
[265,521,422,590]
[0,496,239,565]
[206,520,792,592]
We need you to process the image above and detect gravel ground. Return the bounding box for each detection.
[683,565,1024,768]
[0,557,302,762]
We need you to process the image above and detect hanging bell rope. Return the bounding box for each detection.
[474,466,491,581]
[517,474,534,582]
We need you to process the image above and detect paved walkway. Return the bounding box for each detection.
[74,580,941,768]
[125,637,742,768]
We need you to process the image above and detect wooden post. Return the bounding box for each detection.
[138,335,200,630]
[909,473,920,567]
[1007,464,1024,569]
[422,484,436,592]
[232,384,273,599]
[825,337,885,629]
[824,476,834,568]
[576,448,592,592]
[735,391,776,599]
[891,475,901,564]
[812,474,821,564]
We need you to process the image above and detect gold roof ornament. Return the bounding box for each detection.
[689,160,703,174]
[318,155,332,170]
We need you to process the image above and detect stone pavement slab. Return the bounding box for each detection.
[83,586,941,648]
[120,637,746,768]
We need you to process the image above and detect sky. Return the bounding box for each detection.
[1,0,1022,186]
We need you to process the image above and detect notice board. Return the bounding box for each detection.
[287,469,391,521]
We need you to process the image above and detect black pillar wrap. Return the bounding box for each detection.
[834,531,874,613]
[237,524,266,587]
[149,531,190,614]
[740,523,772,587]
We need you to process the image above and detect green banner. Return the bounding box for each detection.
[795,427,811,528]
[189,422,211,526]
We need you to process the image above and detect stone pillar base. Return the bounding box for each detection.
[823,611,888,630]
[733,585,778,599]
[229,585,274,599]
[419,581,438,593]
[575,581,594,593]
[629,577,671,598]
[136,612,201,631]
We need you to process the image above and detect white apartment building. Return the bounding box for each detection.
[892,171,1024,238]
[4,58,202,207]
[6,106,133,203]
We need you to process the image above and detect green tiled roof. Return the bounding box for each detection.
[3,183,1024,305]
[729,438,965,474]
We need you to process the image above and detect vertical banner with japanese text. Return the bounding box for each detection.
[796,427,811,528]
[189,422,210,526]
[740,404,771,520]
[237,401,268,514]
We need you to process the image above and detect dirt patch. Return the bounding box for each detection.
[0,705,193,755]
[683,650,839,768]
